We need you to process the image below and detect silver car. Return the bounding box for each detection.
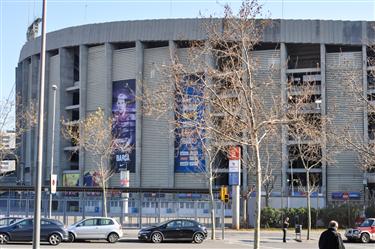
[67,217,123,243]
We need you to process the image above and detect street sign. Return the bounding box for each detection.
[51,174,57,194]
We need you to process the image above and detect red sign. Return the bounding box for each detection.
[343,192,349,200]
[229,146,241,160]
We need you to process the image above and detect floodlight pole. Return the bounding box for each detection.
[32,0,47,248]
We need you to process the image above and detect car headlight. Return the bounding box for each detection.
[353,230,360,235]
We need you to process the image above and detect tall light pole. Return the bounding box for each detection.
[49,85,57,218]
[33,0,47,248]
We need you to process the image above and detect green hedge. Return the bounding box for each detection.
[261,204,367,229]
[260,207,316,228]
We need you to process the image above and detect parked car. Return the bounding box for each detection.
[138,219,207,243]
[67,217,122,243]
[345,218,375,243]
[0,217,23,227]
[0,218,68,245]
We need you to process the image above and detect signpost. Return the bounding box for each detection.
[228,146,240,230]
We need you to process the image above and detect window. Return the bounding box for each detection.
[18,219,33,227]
[82,219,96,226]
[41,220,53,225]
[166,220,182,229]
[182,220,195,227]
[99,219,114,226]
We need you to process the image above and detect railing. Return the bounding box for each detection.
[0,195,227,229]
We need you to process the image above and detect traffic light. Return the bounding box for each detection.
[220,186,229,203]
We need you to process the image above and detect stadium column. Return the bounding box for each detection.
[320,43,327,205]
[280,42,288,208]
[79,44,88,215]
[168,40,176,188]
[31,55,40,186]
[24,59,32,185]
[136,40,144,188]
[362,21,368,209]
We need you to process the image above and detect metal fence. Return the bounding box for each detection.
[0,191,228,228]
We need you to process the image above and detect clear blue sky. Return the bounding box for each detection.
[1,0,375,103]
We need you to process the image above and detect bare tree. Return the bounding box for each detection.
[286,81,340,240]
[63,108,131,217]
[142,1,298,247]
[1,88,37,178]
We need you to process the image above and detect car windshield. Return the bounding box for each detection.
[359,219,374,227]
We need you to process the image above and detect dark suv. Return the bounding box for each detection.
[0,218,68,245]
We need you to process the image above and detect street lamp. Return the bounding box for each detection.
[49,85,58,218]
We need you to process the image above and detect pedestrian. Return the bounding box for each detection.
[318,220,345,249]
[282,217,289,242]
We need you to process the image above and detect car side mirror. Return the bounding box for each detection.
[77,224,82,227]
[13,224,20,229]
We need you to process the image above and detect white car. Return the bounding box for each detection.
[67,217,123,243]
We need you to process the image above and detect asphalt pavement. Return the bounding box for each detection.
[0,229,374,249]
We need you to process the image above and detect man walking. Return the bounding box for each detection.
[282,217,289,242]
[319,220,345,249]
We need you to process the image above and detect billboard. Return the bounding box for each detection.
[0,160,16,174]
[62,172,80,196]
[175,75,205,173]
[112,79,136,172]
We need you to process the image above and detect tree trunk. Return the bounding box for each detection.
[209,176,216,240]
[265,193,269,207]
[306,170,311,240]
[253,143,262,249]
[102,182,107,217]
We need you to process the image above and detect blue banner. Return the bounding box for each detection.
[229,172,240,185]
[175,75,205,173]
[112,79,136,172]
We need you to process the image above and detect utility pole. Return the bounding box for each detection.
[49,85,58,218]
[32,0,47,248]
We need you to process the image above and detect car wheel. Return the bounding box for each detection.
[193,233,204,244]
[151,232,163,243]
[360,233,370,243]
[0,233,9,244]
[48,233,62,246]
[68,232,75,242]
[107,232,119,243]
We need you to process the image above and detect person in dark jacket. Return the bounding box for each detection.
[319,220,345,249]
[282,217,289,242]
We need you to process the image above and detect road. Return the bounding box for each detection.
[0,229,374,249]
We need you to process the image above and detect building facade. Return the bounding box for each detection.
[15,19,375,209]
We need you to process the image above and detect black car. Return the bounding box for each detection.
[0,217,23,227]
[0,218,68,245]
[138,219,207,243]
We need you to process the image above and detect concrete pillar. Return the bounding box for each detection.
[105,43,114,118]
[168,40,176,188]
[59,48,74,183]
[362,44,368,207]
[320,44,327,200]
[280,42,288,203]
[136,40,144,187]
[31,55,40,186]
[79,45,88,186]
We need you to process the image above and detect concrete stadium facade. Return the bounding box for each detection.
[15,19,375,210]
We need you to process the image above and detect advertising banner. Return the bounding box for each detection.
[175,75,205,173]
[0,160,16,174]
[51,174,57,194]
[112,79,136,172]
[62,173,79,196]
